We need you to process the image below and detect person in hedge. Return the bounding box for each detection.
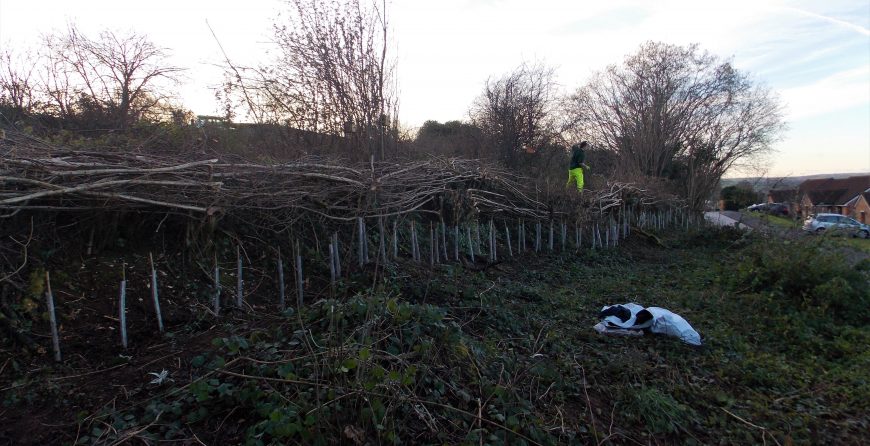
[567,141,590,192]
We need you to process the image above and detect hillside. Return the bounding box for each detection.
[2,226,867,445]
[721,172,870,192]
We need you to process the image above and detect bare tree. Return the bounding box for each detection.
[470,63,559,167]
[225,0,397,160]
[41,25,182,130]
[37,44,77,121]
[567,42,784,210]
[0,49,39,121]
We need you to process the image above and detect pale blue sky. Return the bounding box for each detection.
[1,0,868,177]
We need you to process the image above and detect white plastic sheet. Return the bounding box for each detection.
[597,303,702,346]
[645,307,702,346]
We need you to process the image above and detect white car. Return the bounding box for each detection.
[803,213,870,238]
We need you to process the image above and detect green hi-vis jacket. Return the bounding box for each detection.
[569,146,585,169]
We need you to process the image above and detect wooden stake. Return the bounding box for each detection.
[363,219,369,263]
[505,222,513,257]
[277,250,286,310]
[548,220,554,252]
[521,221,526,253]
[576,226,581,251]
[453,226,459,261]
[378,217,387,264]
[119,267,127,349]
[467,225,475,263]
[328,242,336,292]
[419,223,424,262]
[488,219,495,261]
[392,220,398,259]
[441,222,448,261]
[623,207,629,238]
[213,255,220,316]
[44,271,61,362]
[357,217,365,267]
[411,222,416,261]
[429,223,438,266]
[149,253,164,333]
[475,222,482,256]
[434,224,440,264]
[86,227,94,256]
[517,221,522,254]
[236,244,243,308]
[295,241,303,308]
[333,233,342,277]
[411,223,418,261]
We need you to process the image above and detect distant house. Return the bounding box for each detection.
[791,175,870,222]
[844,191,870,224]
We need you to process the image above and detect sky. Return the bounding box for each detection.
[0,0,868,177]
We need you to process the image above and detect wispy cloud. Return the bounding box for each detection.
[779,64,870,120]
[782,6,870,36]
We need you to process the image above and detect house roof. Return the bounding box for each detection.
[799,175,870,206]
[768,189,797,202]
[807,189,847,205]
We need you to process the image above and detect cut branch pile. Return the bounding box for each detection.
[1,145,552,229]
[1,134,681,232]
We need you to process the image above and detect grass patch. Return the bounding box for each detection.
[746,211,800,229]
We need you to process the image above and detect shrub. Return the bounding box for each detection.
[730,238,869,323]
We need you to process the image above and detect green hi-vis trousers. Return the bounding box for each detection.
[567,167,584,191]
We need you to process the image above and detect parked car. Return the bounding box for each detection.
[803,213,870,238]
[767,203,789,217]
[747,203,769,212]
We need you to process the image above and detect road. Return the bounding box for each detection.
[704,211,754,231]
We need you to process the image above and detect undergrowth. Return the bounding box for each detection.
[4,226,869,445]
[728,235,869,323]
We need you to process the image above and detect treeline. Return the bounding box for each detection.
[0,0,785,209]
[0,24,184,133]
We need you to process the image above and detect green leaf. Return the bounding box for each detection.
[386,298,399,314]
[339,357,358,373]
[191,355,206,368]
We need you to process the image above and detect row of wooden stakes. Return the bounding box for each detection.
[40,210,703,361]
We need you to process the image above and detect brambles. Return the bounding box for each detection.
[2,227,869,444]
[729,237,869,322]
